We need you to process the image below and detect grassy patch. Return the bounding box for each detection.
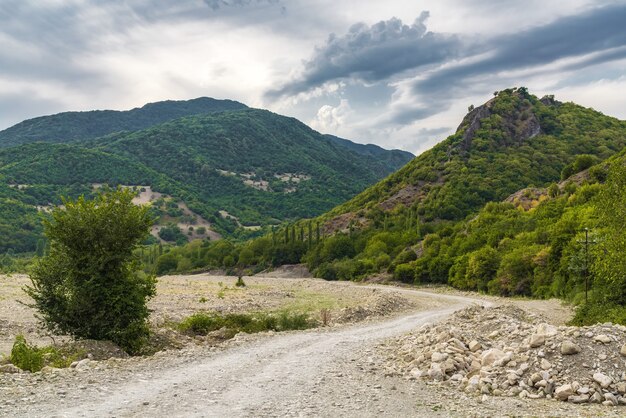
[569,302,626,326]
[178,310,312,337]
[9,335,85,372]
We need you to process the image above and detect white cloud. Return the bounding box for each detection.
[310,99,352,134]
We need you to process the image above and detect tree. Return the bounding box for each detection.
[592,162,626,304]
[25,189,155,354]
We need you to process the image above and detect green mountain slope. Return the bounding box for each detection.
[0,97,247,147]
[94,109,407,224]
[325,88,625,223]
[323,135,414,177]
[0,104,413,254]
[164,88,626,288]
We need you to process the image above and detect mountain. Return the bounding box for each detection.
[0,102,413,254]
[0,97,247,148]
[162,88,626,287]
[323,135,414,177]
[323,88,625,224]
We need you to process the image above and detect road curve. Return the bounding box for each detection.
[39,289,486,418]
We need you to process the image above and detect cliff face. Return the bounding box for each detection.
[455,89,558,152]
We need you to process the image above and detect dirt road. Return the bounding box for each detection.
[2,289,478,417]
[4,283,613,417]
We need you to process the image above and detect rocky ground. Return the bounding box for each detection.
[382,303,626,410]
[2,272,625,416]
[0,273,419,357]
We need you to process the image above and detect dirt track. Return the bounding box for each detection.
[4,275,617,417]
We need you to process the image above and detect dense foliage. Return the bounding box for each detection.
[26,189,156,354]
[327,89,625,223]
[0,97,247,147]
[0,102,412,254]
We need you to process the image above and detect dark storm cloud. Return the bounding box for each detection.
[267,12,463,99]
[413,3,626,94]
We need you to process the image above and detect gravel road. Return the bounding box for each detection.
[4,285,609,417]
[2,289,479,417]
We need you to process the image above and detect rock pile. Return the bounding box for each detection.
[335,291,414,323]
[384,304,626,407]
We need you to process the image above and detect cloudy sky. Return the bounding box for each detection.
[1,0,625,154]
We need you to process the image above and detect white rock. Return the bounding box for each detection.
[593,372,613,388]
[529,334,545,348]
[594,334,612,344]
[555,384,573,401]
[481,348,506,367]
[431,352,447,362]
[469,340,481,352]
[428,363,444,381]
[620,344,626,357]
[560,340,581,355]
[568,394,590,404]
[536,323,558,337]
[616,381,626,394]
[604,392,618,406]
[540,358,552,370]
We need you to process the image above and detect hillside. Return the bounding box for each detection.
[0,97,247,148]
[324,88,625,223]
[151,88,626,299]
[323,135,414,178]
[0,104,413,254]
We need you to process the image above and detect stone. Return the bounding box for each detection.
[604,393,618,406]
[620,344,626,357]
[529,334,545,348]
[536,323,558,337]
[540,359,552,370]
[469,340,481,352]
[0,364,21,374]
[568,394,590,404]
[481,348,506,367]
[428,363,444,381]
[560,340,581,355]
[591,392,604,403]
[616,381,626,394]
[530,372,542,383]
[593,372,613,388]
[594,334,612,344]
[598,353,607,360]
[577,386,590,395]
[74,358,93,372]
[431,352,447,362]
[555,384,574,401]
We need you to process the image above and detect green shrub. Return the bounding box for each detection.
[277,311,310,330]
[26,189,156,354]
[569,303,626,326]
[10,335,44,372]
[394,263,415,283]
[178,311,312,337]
[235,276,246,287]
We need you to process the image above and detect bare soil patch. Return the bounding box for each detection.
[0,274,423,358]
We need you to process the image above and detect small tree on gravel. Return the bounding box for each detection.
[25,188,156,354]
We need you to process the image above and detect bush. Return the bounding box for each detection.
[178,311,312,336]
[10,335,44,372]
[569,303,626,326]
[394,263,415,283]
[26,189,156,354]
